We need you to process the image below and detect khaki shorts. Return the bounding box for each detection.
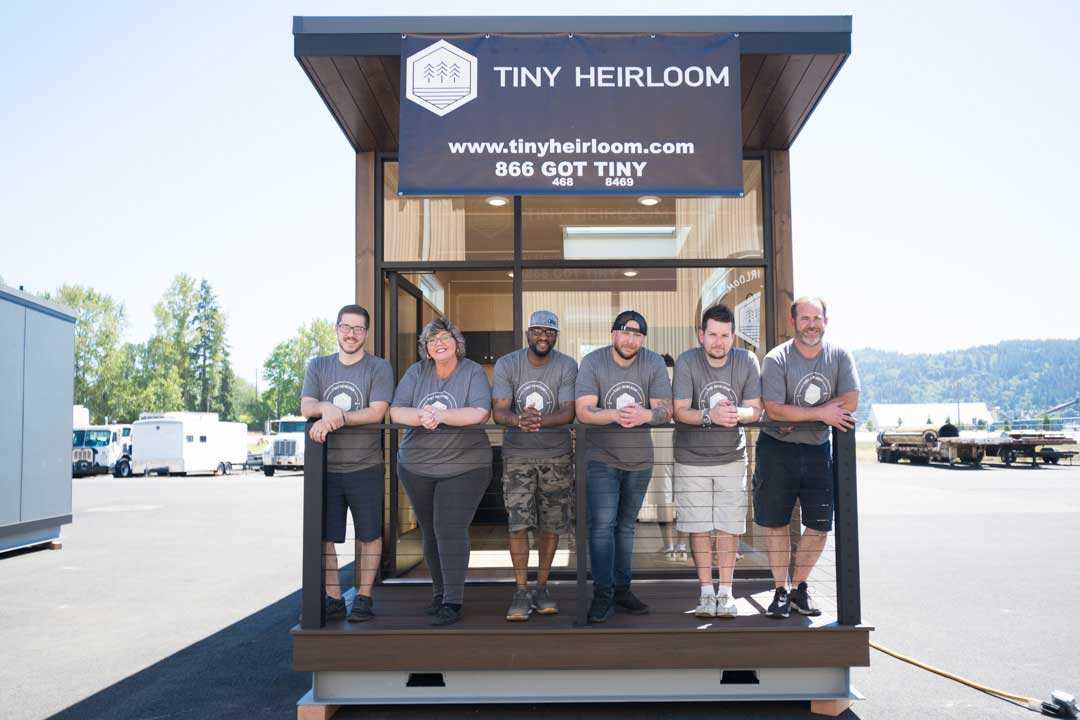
[502,454,574,533]
[674,458,749,535]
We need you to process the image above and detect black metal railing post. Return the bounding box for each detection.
[301,421,328,629]
[574,426,590,626]
[832,426,861,625]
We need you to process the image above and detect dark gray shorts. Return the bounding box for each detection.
[324,465,384,543]
[752,433,833,532]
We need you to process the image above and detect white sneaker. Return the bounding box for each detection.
[694,594,717,618]
[676,545,689,562]
[715,593,737,618]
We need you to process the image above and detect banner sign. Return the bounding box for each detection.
[398,34,742,196]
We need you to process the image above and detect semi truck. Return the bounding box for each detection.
[261,416,308,476]
[72,424,132,477]
[877,424,1077,467]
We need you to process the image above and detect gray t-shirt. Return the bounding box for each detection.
[672,347,762,465]
[392,358,493,477]
[492,349,578,459]
[761,340,860,446]
[301,352,395,472]
[575,346,673,472]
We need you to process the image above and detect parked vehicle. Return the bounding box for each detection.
[72,424,132,477]
[127,412,247,477]
[261,416,308,476]
[877,424,1077,467]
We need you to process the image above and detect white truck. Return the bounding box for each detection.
[72,424,132,477]
[261,416,308,476]
[128,412,247,477]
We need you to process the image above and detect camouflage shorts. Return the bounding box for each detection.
[502,454,574,534]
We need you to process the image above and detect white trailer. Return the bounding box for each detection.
[129,412,247,477]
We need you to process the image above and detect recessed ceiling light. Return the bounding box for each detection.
[637,196,660,206]
[486,196,509,207]
[623,270,639,277]
[507,271,514,278]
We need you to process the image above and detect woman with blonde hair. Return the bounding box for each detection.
[390,317,492,626]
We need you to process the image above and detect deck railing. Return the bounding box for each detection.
[299,421,860,629]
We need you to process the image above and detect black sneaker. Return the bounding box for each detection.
[587,596,615,624]
[613,589,650,615]
[766,587,790,619]
[431,604,463,627]
[425,594,443,616]
[348,594,374,623]
[789,582,821,617]
[326,595,346,621]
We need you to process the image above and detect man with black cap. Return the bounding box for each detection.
[492,310,578,622]
[575,310,673,623]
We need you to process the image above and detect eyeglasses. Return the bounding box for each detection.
[426,333,455,346]
[337,323,367,336]
[527,328,557,338]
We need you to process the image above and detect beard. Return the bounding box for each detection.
[529,339,554,357]
[704,345,729,361]
[613,343,640,361]
[338,338,362,355]
[796,330,823,347]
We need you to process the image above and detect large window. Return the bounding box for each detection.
[522,267,765,365]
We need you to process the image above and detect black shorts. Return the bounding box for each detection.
[752,433,833,532]
[323,465,384,543]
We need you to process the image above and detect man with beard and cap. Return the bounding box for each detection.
[491,310,578,621]
[754,296,859,619]
[301,304,394,623]
[575,310,673,623]
[672,303,762,619]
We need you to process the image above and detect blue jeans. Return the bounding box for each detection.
[586,461,652,599]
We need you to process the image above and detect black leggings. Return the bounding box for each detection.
[398,465,490,605]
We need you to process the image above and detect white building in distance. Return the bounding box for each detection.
[868,402,995,430]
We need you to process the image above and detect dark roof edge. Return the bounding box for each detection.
[293,15,852,35]
[0,285,78,322]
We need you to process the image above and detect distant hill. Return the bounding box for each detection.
[851,339,1080,420]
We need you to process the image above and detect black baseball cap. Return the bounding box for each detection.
[612,310,647,336]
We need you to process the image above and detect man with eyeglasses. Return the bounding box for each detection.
[301,304,394,623]
[575,310,673,623]
[492,311,578,621]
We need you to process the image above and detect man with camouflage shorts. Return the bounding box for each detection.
[492,311,578,621]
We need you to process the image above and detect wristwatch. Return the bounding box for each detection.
[701,411,712,428]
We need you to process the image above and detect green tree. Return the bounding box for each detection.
[190,279,226,413]
[153,274,199,409]
[45,285,126,422]
[262,320,337,418]
[218,347,235,421]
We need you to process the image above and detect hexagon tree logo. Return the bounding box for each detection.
[406,40,478,116]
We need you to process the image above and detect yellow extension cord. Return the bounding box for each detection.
[870,641,1039,705]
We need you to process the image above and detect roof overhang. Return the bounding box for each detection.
[293,15,851,154]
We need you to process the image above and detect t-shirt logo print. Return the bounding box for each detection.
[324,382,365,412]
[517,381,555,414]
[419,391,458,412]
[794,373,832,407]
[604,382,646,410]
[699,381,737,410]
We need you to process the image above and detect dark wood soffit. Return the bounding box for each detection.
[300,53,846,154]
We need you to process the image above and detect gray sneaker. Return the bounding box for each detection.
[506,589,533,622]
[531,586,559,615]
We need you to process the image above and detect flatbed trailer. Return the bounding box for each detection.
[876,427,1077,467]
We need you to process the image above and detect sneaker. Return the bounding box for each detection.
[298,594,346,623]
[789,582,822,617]
[431,604,463,627]
[531,586,559,615]
[425,594,443,616]
[676,545,689,562]
[766,587,790,619]
[664,549,679,562]
[694,594,717,618]
[347,594,374,623]
[506,589,533,622]
[613,589,650,615]
[715,592,737,618]
[587,596,615,624]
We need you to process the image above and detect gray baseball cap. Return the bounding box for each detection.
[528,310,559,331]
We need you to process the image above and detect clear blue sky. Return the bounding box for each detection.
[2,1,1078,386]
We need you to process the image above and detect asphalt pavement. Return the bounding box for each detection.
[2,460,1079,720]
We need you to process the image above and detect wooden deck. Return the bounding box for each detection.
[292,581,871,673]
